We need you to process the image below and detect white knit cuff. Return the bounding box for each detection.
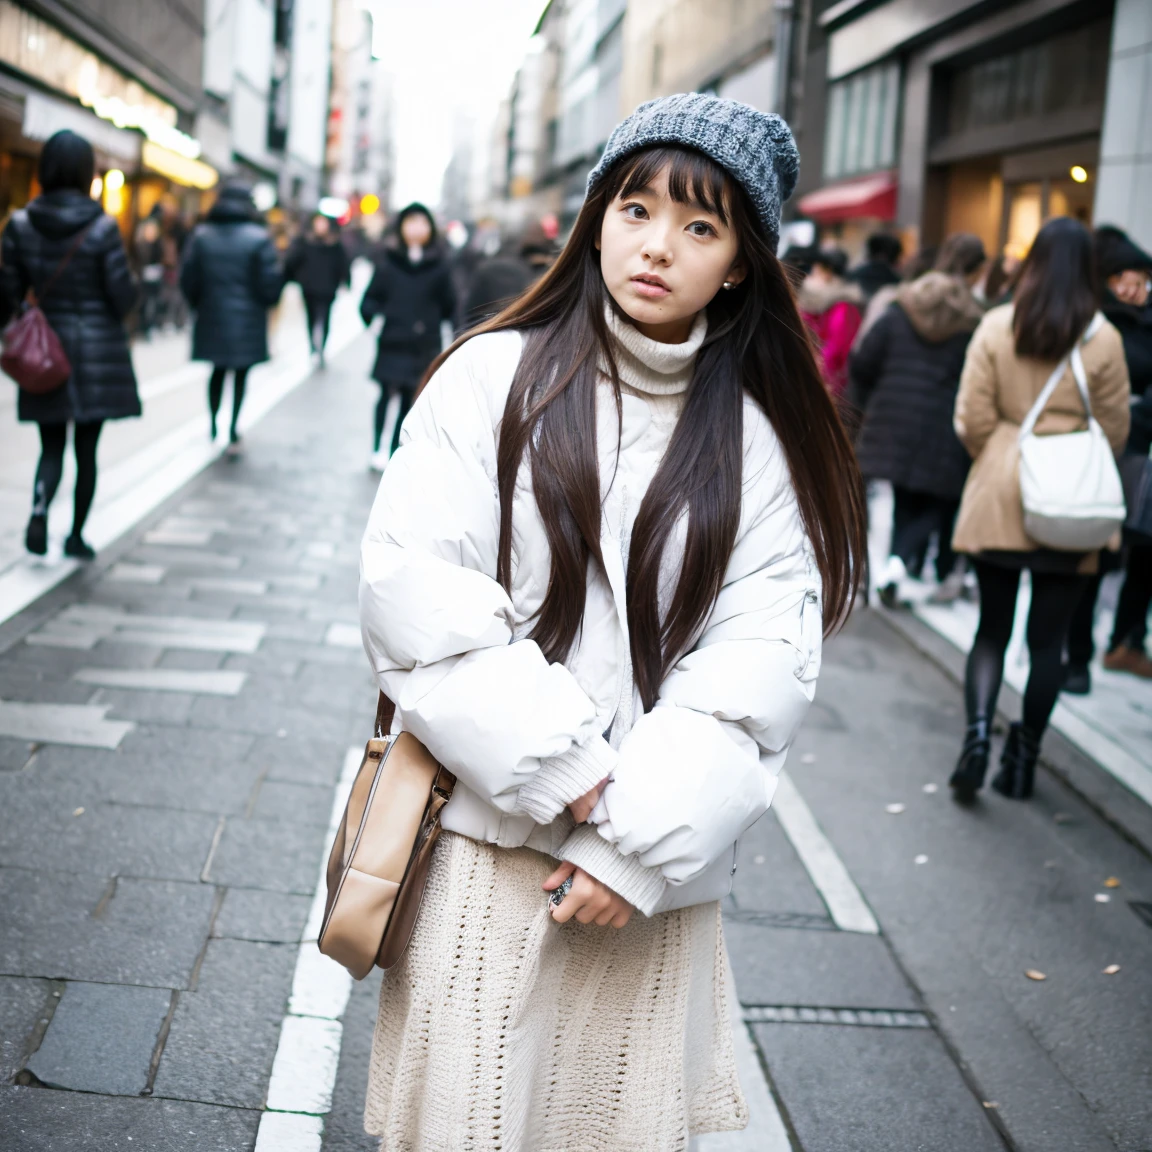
[559,823,666,917]
[515,736,618,826]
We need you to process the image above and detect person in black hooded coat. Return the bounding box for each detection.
[360,203,456,464]
[180,184,282,447]
[0,130,138,560]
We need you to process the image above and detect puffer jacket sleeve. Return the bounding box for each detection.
[179,231,203,309]
[0,217,28,326]
[953,314,1000,458]
[97,217,138,320]
[559,415,822,916]
[253,235,283,308]
[360,260,388,324]
[359,331,610,815]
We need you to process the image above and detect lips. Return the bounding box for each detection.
[631,274,670,298]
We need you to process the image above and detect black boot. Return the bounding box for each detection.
[25,513,47,556]
[991,722,1040,800]
[949,719,991,803]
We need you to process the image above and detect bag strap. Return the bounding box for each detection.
[30,221,96,308]
[374,690,396,739]
[1019,312,1106,440]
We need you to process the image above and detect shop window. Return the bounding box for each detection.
[823,61,900,182]
[946,19,1110,136]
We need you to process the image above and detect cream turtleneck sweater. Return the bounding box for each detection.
[600,303,708,435]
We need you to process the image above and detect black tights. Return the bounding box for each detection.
[208,366,249,439]
[965,561,1088,735]
[32,421,103,539]
[304,295,333,354]
[373,383,415,455]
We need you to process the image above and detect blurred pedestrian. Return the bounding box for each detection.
[949,218,1130,804]
[360,202,456,468]
[850,233,986,606]
[459,221,558,330]
[1065,226,1152,689]
[358,95,864,1149]
[133,216,164,338]
[180,183,283,451]
[0,130,138,561]
[799,247,863,397]
[980,252,1020,308]
[285,212,351,367]
[848,232,902,300]
[854,245,938,346]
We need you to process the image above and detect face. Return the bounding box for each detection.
[1108,269,1150,308]
[311,215,330,238]
[401,212,433,249]
[598,166,743,343]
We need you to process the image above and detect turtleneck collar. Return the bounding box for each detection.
[601,302,708,396]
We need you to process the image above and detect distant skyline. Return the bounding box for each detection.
[373,0,545,210]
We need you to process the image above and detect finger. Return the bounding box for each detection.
[569,797,592,823]
[610,909,633,929]
[574,896,608,925]
[594,907,616,926]
[542,861,576,892]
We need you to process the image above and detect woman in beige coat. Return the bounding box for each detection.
[949,218,1130,803]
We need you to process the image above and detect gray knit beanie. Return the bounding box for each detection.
[587,93,800,251]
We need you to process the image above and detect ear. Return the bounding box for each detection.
[725,259,746,287]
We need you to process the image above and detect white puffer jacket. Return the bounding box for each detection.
[359,328,822,915]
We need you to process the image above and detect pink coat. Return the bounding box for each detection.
[800,283,864,397]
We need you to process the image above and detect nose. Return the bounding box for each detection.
[641,222,674,266]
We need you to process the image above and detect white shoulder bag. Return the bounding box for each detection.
[1018,313,1125,551]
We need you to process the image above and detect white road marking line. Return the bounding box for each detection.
[105,563,167,584]
[0,699,134,748]
[143,528,215,547]
[772,770,879,935]
[257,746,362,1146]
[72,668,247,696]
[324,622,362,649]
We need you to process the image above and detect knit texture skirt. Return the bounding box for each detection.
[364,832,747,1151]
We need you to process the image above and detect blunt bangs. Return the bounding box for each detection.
[607,146,734,227]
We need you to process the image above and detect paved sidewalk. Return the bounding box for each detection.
[0,334,381,1149]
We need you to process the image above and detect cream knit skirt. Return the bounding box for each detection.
[364,832,747,1152]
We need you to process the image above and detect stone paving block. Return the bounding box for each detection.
[321,968,381,1152]
[259,637,365,668]
[90,686,198,725]
[0,699,134,749]
[732,811,829,919]
[156,648,227,670]
[0,786,218,881]
[26,981,171,1095]
[15,642,161,675]
[0,736,35,771]
[0,871,216,988]
[0,976,53,1080]
[726,923,918,1011]
[294,664,377,717]
[0,667,94,704]
[222,650,302,678]
[213,888,312,943]
[74,667,246,696]
[187,693,350,743]
[0,1085,259,1151]
[207,817,327,894]
[753,1022,1003,1152]
[251,778,333,825]
[246,733,345,784]
[152,938,296,1108]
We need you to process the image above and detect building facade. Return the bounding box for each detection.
[795,0,1149,259]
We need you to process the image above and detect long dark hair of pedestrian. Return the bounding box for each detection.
[933,232,985,277]
[424,145,866,712]
[1013,217,1098,360]
[39,130,95,195]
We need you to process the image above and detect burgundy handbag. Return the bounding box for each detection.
[1,224,92,394]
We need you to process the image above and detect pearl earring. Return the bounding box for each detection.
[722,280,735,290]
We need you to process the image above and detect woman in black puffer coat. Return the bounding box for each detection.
[849,233,986,604]
[360,203,456,465]
[180,184,282,448]
[0,130,138,560]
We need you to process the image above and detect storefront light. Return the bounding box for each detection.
[103,169,125,215]
[90,175,103,200]
[360,193,381,215]
[319,196,349,219]
[104,169,125,193]
[1070,165,1089,184]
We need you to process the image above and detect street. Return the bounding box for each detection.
[1,329,1149,1152]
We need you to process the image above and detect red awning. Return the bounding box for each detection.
[797,173,898,223]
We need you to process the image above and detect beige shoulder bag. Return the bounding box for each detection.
[318,692,456,978]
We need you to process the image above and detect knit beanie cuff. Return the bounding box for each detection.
[559,823,667,916]
[514,735,618,826]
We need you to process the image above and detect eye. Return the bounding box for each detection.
[621,202,648,220]
[687,220,717,238]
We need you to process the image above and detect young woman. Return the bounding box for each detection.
[180,183,282,451]
[798,247,863,398]
[949,218,1130,803]
[0,130,138,561]
[358,93,865,1149]
[360,203,456,468]
[284,212,351,366]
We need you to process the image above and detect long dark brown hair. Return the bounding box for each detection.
[425,146,866,711]
[1013,217,1099,360]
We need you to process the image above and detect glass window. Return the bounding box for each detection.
[823,60,900,181]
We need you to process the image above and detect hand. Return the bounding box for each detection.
[568,776,610,824]
[543,862,634,928]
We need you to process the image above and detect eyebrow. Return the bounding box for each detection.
[620,184,723,216]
